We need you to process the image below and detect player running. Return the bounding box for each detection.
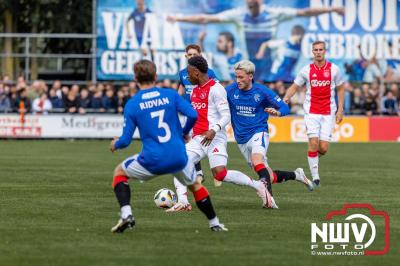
[169,56,268,211]
[226,60,314,208]
[110,60,227,232]
[178,44,218,184]
[283,41,345,188]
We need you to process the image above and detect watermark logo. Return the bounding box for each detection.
[311,204,390,256]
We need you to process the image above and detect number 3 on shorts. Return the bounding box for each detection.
[150,110,171,143]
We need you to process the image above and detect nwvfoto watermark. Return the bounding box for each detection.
[310,204,390,256]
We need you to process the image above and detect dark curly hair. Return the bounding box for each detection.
[188,56,208,74]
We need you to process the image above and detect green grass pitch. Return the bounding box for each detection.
[0,140,399,266]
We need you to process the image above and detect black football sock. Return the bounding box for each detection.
[274,170,296,183]
[196,196,217,220]
[114,182,131,208]
[254,165,273,196]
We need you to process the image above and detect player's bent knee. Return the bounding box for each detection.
[319,148,328,156]
[213,167,227,181]
[113,164,126,177]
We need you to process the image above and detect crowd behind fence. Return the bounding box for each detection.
[0,75,399,116]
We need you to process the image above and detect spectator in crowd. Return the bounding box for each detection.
[15,88,31,113]
[9,86,19,112]
[64,90,79,113]
[97,83,105,93]
[128,82,137,94]
[361,83,371,97]
[102,89,117,112]
[116,90,128,114]
[32,93,52,114]
[382,91,399,116]
[49,88,64,110]
[275,81,286,99]
[171,82,178,91]
[0,88,11,113]
[155,81,163,88]
[90,89,105,112]
[389,83,399,102]
[351,88,366,115]
[61,86,69,99]
[365,93,378,116]
[27,80,43,101]
[162,79,172,88]
[88,84,97,95]
[70,84,80,96]
[363,56,386,83]
[51,80,62,91]
[78,88,91,114]
[16,76,27,91]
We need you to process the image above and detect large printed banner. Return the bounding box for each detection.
[1,115,399,142]
[96,0,400,82]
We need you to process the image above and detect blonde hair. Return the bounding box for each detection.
[312,41,326,49]
[234,60,255,75]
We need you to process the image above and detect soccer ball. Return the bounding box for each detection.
[154,188,177,209]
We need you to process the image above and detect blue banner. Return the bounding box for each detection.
[96,0,400,82]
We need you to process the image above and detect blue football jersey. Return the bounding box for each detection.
[115,87,197,174]
[179,68,217,102]
[226,82,289,144]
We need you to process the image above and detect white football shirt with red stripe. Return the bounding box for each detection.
[294,61,344,115]
[190,79,230,138]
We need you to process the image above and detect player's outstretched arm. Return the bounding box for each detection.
[283,83,300,104]
[297,6,344,17]
[264,89,290,117]
[167,14,222,24]
[113,102,137,151]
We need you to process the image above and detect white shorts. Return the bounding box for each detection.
[121,154,196,186]
[238,132,269,167]
[186,134,228,168]
[304,114,335,141]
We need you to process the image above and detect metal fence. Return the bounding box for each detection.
[0,33,96,85]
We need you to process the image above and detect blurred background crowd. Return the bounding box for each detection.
[1,74,399,116]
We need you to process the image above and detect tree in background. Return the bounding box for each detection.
[0,0,92,81]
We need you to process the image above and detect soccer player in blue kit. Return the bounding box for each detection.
[177,44,218,192]
[226,60,314,208]
[109,60,227,232]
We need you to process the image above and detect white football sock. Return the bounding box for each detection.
[308,155,320,180]
[224,170,260,190]
[121,205,132,219]
[208,216,220,227]
[196,169,204,176]
[173,177,189,205]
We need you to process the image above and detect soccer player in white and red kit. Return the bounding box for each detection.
[168,56,268,211]
[284,41,345,188]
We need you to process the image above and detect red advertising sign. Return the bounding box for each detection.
[369,117,400,141]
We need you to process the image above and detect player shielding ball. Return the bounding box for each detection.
[109,60,227,232]
[178,44,218,185]
[226,60,314,208]
[170,56,268,211]
[284,41,345,187]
